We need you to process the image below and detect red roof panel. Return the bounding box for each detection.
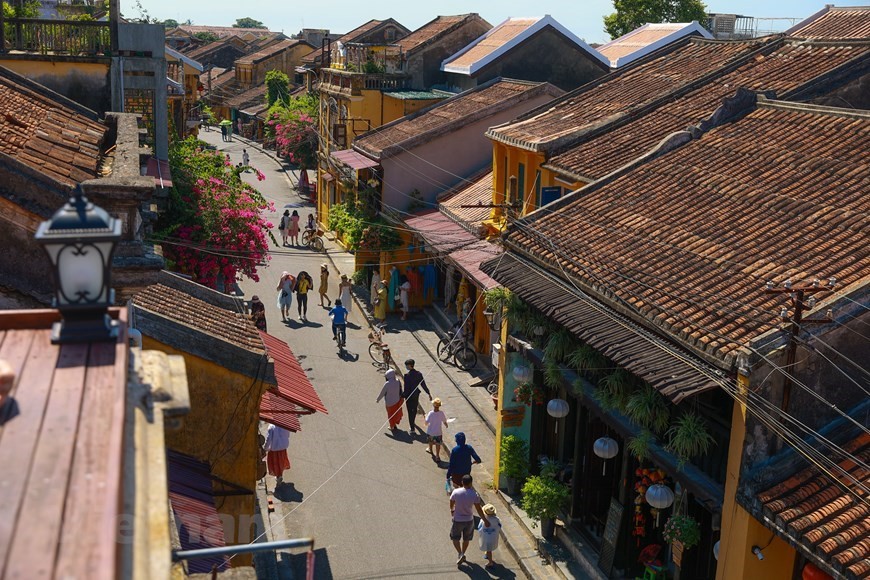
[258,331,327,414]
[259,391,302,432]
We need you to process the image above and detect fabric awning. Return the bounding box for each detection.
[166,450,229,574]
[481,253,723,403]
[259,331,328,414]
[259,391,302,432]
[331,149,379,170]
[145,157,173,189]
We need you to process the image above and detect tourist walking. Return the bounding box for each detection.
[425,398,448,462]
[376,369,404,432]
[402,359,431,433]
[373,280,388,322]
[220,122,227,142]
[449,474,489,568]
[477,504,502,569]
[446,432,482,488]
[319,264,331,307]
[288,210,301,246]
[278,209,290,246]
[264,423,291,484]
[295,270,313,320]
[338,274,353,319]
[276,271,295,321]
[369,269,382,309]
[242,148,250,166]
[399,274,411,320]
[250,295,267,332]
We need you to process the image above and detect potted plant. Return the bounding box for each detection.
[520,474,570,539]
[663,514,701,550]
[499,435,529,495]
[514,382,545,406]
[665,411,715,469]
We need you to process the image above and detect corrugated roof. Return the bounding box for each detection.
[166,450,229,574]
[596,21,712,67]
[384,89,453,100]
[259,331,327,414]
[787,5,870,39]
[259,391,303,432]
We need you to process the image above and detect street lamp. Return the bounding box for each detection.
[35,186,121,343]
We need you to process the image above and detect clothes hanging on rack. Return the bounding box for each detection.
[388,266,400,310]
[423,263,437,301]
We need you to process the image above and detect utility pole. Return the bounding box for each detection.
[459,175,522,226]
[763,277,835,411]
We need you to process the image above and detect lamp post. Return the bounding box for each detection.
[35,186,121,343]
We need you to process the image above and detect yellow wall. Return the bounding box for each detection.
[716,374,796,580]
[142,336,269,565]
[0,58,108,78]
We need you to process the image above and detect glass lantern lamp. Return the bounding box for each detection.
[35,186,121,343]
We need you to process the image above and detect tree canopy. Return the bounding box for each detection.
[603,0,709,39]
[233,17,266,29]
[265,70,290,107]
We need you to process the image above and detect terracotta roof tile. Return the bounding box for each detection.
[0,74,106,187]
[176,25,280,38]
[396,14,474,53]
[224,85,267,110]
[506,101,870,363]
[443,17,539,71]
[133,283,264,353]
[789,6,870,39]
[597,24,690,62]
[486,37,766,150]
[547,40,870,181]
[354,80,561,158]
[235,38,310,65]
[439,170,493,230]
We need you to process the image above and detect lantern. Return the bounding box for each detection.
[512,364,532,384]
[645,483,674,526]
[593,436,619,476]
[713,541,720,561]
[547,398,569,418]
[483,308,502,332]
[35,186,121,343]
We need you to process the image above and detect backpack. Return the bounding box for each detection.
[279,216,287,230]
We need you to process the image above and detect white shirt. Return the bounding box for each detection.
[425,409,447,436]
[265,424,291,451]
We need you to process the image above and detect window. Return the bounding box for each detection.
[517,163,525,207]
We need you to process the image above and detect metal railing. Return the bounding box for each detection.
[1,18,111,55]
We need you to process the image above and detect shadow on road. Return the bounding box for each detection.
[288,547,333,579]
[337,350,359,363]
[460,560,517,579]
[273,481,304,504]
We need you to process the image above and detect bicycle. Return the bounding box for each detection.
[301,228,325,252]
[334,323,347,353]
[368,323,394,370]
[436,328,477,371]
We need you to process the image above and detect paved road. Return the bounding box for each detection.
[200,132,521,580]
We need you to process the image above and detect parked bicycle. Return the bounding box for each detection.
[436,325,477,371]
[368,323,395,370]
[301,228,325,252]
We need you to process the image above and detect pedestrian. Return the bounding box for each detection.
[338,274,353,318]
[402,359,431,433]
[373,280,388,322]
[288,210,301,245]
[278,209,290,246]
[399,274,411,321]
[369,269,382,310]
[446,432,481,489]
[376,368,404,432]
[242,148,250,166]
[276,271,295,321]
[264,423,291,484]
[477,504,502,569]
[449,474,489,568]
[220,122,227,142]
[295,270,312,320]
[319,263,331,307]
[425,398,448,462]
[250,295,267,331]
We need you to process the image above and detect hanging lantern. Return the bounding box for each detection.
[645,483,675,526]
[713,540,720,561]
[547,398,570,418]
[512,364,532,384]
[593,436,619,476]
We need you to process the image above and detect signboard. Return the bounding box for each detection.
[597,498,623,576]
[500,406,525,428]
[540,186,562,206]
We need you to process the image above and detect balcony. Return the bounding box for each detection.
[1,18,111,56]
[318,68,408,97]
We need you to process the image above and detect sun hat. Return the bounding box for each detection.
[251,295,261,302]
[432,398,441,406]
[483,504,496,516]
[282,271,289,277]
[341,273,348,279]
[321,263,328,269]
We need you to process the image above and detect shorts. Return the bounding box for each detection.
[450,520,474,542]
[428,434,443,444]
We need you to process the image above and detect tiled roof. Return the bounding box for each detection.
[547,40,870,181]
[354,79,562,159]
[505,99,870,364]
[134,283,264,353]
[200,67,227,87]
[486,37,766,151]
[396,14,476,53]
[185,37,244,60]
[236,38,310,65]
[787,5,870,39]
[757,433,870,579]
[176,25,278,38]
[301,19,383,64]
[439,170,493,231]
[225,84,267,110]
[0,68,106,187]
[596,21,712,67]
[442,15,608,75]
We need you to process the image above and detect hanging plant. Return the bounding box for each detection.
[571,378,587,399]
[567,344,608,380]
[627,429,655,461]
[663,514,701,549]
[625,385,670,435]
[543,328,577,364]
[665,411,715,469]
[514,382,546,406]
[543,360,565,390]
[595,368,634,412]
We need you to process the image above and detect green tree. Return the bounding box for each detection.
[193,31,219,43]
[233,17,266,29]
[2,0,40,18]
[265,70,290,107]
[604,0,708,39]
[163,18,179,28]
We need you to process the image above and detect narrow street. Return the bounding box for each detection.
[200,131,523,580]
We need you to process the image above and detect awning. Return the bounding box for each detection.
[450,241,502,290]
[145,157,173,189]
[259,391,302,432]
[259,331,328,414]
[166,450,229,574]
[331,149,379,171]
[321,172,334,182]
[481,253,723,403]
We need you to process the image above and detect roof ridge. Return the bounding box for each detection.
[756,95,870,119]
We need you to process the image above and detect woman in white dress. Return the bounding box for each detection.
[338,274,353,319]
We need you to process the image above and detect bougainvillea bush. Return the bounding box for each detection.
[159,137,275,288]
[264,93,318,169]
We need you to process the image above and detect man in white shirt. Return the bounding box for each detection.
[449,474,489,567]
